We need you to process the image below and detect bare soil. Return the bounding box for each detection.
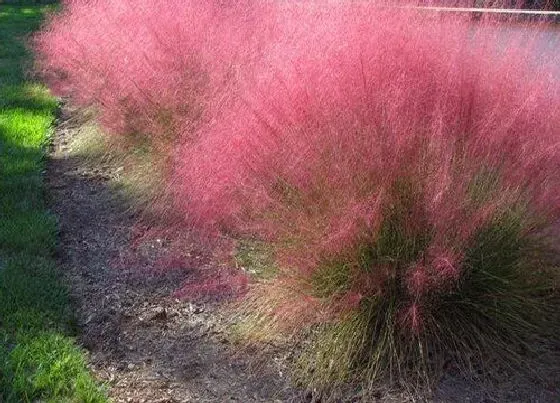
[46,106,559,403]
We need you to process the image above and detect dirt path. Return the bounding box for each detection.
[46,107,299,403]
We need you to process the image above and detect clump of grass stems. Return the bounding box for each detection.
[295,207,557,392]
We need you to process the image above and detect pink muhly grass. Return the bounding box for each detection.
[34,0,275,223]
[173,3,560,389]
[175,5,559,275]
[35,0,272,146]
[34,0,560,392]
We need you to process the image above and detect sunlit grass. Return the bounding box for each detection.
[0,5,107,402]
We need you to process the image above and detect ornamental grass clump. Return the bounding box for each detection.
[34,0,270,148]
[34,0,272,216]
[173,4,560,391]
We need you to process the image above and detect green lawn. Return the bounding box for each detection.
[0,5,107,402]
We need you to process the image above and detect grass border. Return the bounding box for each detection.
[0,5,107,402]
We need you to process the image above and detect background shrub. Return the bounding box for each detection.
[35,0,272,148]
